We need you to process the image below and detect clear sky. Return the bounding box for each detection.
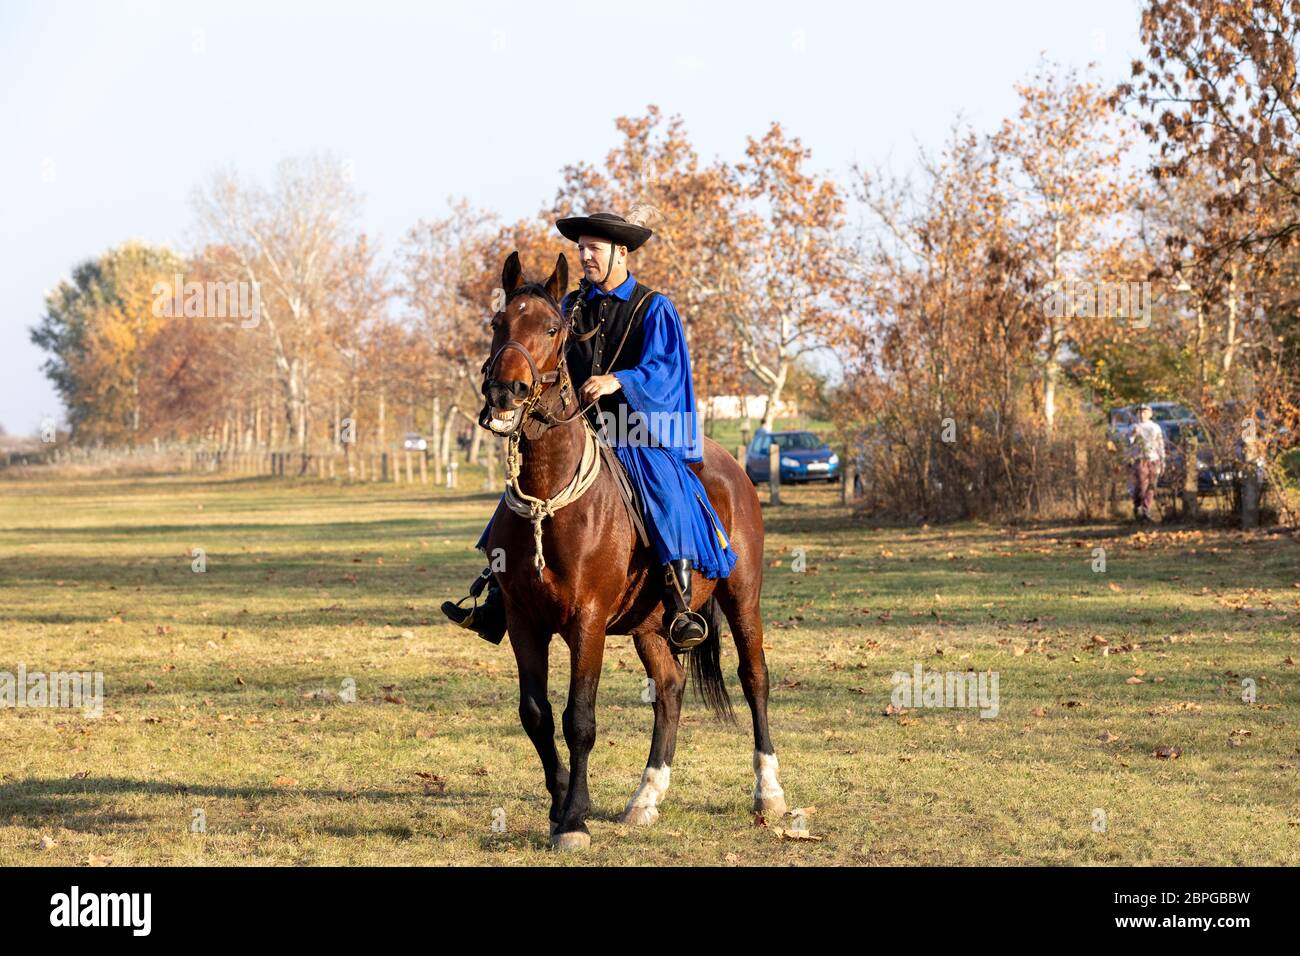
[0,0,1148,436]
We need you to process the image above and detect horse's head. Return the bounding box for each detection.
[479,250,570,435]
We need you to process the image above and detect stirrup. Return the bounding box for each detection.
[440,569,506,645]
[663,562,708,650]
[442,568,490,622]
[668,609,709,650]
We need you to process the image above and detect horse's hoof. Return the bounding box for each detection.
[754,793,787,818]
[621,804,660,826]
[550,830,591,851]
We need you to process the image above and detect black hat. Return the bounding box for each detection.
[555,212,652,251]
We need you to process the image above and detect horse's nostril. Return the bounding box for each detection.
[485,380,528,407]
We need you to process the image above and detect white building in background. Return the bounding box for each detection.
[700,395,799,420]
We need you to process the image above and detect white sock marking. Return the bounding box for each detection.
[753,750,784,801]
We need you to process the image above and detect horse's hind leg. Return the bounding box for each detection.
[620,631,685,826]
[510,627,569,833]
[715,582,787,817]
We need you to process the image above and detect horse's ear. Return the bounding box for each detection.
[502,251,524,294]
[544,253,568,306]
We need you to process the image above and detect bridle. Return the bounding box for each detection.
[479,292,573,436]
[478,284,632,436]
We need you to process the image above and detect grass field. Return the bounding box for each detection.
[1,466,1298,866]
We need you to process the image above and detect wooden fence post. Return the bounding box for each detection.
[842,445,855,506]
[768,443,781,506]
[1241,470,1260,529]
[1182,435,1198,520]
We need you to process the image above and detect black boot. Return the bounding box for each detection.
[441,568,508,645]
[663,559,707,649]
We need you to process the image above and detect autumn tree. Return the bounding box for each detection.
[192,155,362,450]
[1123,0,1300,254]
[31,241,185,443]
[996,59,1135,433]
[849,126,1053,517]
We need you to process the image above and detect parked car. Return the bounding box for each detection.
[745,429,840,484]
[402,432,428,451]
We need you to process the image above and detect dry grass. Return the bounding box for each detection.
[1,471,1297,865]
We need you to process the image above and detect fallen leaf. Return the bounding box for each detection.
[775,828,823,842]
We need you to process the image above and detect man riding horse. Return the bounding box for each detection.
[441,210,736,648]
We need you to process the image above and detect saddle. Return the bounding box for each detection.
[595,434,652,551]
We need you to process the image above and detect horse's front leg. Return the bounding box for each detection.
[509,623,568,832]
[552,613,607,851]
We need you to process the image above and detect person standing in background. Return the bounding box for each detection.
[1128,403,1166,522]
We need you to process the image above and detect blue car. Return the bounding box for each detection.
[745,429,840,484]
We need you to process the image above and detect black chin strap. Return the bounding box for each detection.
[600,240,617,285]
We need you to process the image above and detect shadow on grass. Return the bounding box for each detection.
[0,516,471,543]
[0,775,517,832]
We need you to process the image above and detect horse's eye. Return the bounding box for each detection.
[547,327,559,337]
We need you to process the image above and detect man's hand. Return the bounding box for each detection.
[579,374,621,405]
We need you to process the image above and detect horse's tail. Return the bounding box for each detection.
[683,596,736,724]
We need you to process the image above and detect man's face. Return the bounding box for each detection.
[1139,408,1153,422]
[577,235,624,281]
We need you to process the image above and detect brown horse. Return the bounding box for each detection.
[477,250,786,849]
